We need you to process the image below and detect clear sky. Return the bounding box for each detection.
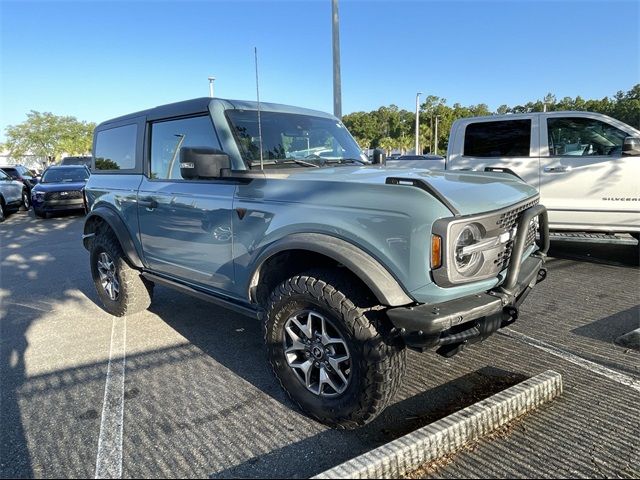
[1,0,638,139]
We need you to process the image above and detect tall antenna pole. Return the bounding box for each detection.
[255,47,264,170]
[332,0,342,119]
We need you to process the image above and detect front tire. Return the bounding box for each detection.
[20,190,30,211]
[90,230,154,316]
[264,270,406,429]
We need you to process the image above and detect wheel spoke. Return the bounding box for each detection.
[319,366,340,394]
[321,334,347,351]
[291,315,313,340]
[328,356,350,385]
[290,359,314,388]
[284,325,306,354]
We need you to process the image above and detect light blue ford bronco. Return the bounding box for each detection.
[83,97,549,428]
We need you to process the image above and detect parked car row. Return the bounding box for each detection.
[0,164,90,221]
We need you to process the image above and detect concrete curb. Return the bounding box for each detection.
[313,370,563,479]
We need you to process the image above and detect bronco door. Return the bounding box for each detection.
[137,114,237,292]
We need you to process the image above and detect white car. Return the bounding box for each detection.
[444,111,640,236]
[0,168,24,221]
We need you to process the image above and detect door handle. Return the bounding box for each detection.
[138,197,158,210]
[543,166,570,173]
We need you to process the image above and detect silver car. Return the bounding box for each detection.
[0,168,23,222]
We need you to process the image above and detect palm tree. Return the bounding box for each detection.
[378,137,395,155]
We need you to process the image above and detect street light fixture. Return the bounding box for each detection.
[415,92,422,155]
[208,76,216,98]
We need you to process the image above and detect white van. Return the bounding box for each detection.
[445,111,640,236]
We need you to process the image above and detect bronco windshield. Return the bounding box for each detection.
[41,167,89,183]
[226,110,367,167]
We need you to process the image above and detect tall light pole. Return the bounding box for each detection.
[434,115,439,155]
[430,116,433,153]
[208,76,216,98]
[415,92,422,155]
[332,0,342,119]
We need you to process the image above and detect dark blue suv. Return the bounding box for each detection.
[31,165,90,218]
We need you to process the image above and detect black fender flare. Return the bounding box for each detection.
[249,233,414,307]
[83,206,144,269]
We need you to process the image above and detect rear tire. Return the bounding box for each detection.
[264,269,406,429]
[20,190,30,211]
[0,200,5,222]
[90,230,153,316]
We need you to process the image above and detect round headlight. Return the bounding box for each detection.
[454,224,482,275]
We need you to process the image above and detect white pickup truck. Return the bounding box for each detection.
[440,111,640,237]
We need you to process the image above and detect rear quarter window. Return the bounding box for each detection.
[94,124,138,171]
[464,119,531,157]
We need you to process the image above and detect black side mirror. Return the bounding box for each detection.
[180,147,231,179]
[622,136,640,156]
[371,148,387,165]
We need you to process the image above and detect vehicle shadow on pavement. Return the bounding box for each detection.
[547,240,639,268]
[0,212,95,478]
[206,366,527,479]
[148,291,525,477]
[571,305,640,346]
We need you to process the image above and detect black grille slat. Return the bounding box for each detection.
[44,191,83,201]
[492,199,540,270]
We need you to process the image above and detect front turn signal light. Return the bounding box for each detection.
[431,234,442,269]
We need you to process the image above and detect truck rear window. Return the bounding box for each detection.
[464,120,531,157]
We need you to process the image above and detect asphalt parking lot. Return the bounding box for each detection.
[1,210,639,479]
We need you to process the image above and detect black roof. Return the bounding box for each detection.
[97,97,335,130]
[99,97,212,128]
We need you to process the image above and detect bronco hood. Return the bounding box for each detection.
[263,166,538,216]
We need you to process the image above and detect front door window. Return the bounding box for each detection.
[547,117,627,157]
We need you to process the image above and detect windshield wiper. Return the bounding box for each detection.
[248,158,320,168]
[275,159,320,168]
[324,158,367,165]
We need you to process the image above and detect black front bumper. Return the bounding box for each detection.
[35,199,85,212]
[387,204,549,357]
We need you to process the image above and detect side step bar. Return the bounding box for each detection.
[141,272,260,319]
[545,232,638,245]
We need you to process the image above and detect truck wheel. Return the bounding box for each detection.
[90,230,153,316]
[264,269,406,429]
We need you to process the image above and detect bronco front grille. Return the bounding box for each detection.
[493,199,540,270]
[496,198,540,230]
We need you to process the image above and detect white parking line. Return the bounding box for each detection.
[95,317,127,479]
[500,328,640,393]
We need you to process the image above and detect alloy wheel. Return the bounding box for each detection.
[97,252,120,301]
[283,310,352,397]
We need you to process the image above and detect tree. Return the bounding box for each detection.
[378,137,395,155]
[2,111,95,164]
